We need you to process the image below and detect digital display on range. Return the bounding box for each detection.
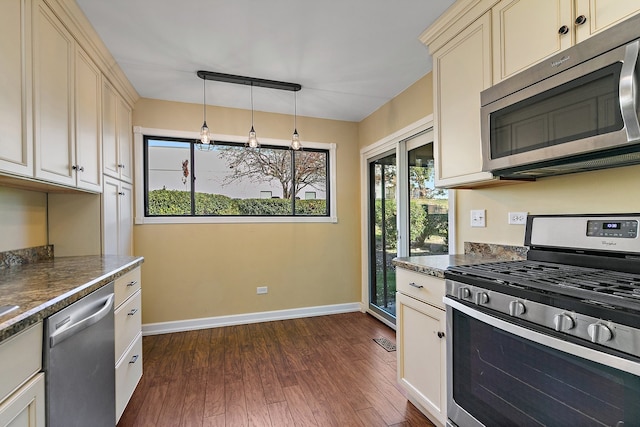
[603,222,621,229]
[586,219,638,238]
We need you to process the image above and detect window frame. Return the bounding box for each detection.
[134,126,338,224]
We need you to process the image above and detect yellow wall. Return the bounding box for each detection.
[358,74,434,148]
[133,98,361,324]
[454,165,640,250]
[0,187,48,252]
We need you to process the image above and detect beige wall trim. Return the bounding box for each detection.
[141,302,363,336]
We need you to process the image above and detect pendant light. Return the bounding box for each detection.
[291,91,302,150]
[197,77,213,151]
[247,84,259,148]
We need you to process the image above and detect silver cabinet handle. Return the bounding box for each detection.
[408,282,424,289]
[126,280,137,287]
[118,163,125,169]
[127,308,138,316]
[129,355,139,364]
[72,165,84,172]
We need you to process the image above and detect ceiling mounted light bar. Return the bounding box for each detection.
[197,70,301,91]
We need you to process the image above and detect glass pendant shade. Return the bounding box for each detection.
[200,121,210,144]
[248,125,259,148]
[291,129,301,150]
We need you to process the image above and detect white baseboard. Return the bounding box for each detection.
[142,302,364,336]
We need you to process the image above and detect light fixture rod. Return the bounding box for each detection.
[197,70,301,92]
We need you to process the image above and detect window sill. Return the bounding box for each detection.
[135,216,338,225]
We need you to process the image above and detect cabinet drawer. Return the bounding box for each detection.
[114,290,141,362]
[396,268,445,309]
[115,332,142,422]
[0,323,42,401]
[114,267,141,308]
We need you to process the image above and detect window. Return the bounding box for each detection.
[141,133,334,222]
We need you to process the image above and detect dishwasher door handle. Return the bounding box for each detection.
[50,294,114,348]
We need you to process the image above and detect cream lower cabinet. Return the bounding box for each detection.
[114,267,143,422]
[0,324,45,427]
[431,12,494,188]
[396,268,446,427]
[493,0,640,83]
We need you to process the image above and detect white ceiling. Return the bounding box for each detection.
[75,0,455,122]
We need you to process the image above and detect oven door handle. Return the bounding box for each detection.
[444,296,640,376]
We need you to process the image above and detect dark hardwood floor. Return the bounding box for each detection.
[117,312,436,427]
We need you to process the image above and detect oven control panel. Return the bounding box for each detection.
[586,220,638,238]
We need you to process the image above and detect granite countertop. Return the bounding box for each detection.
[392,254,508,278]
[0,255,144,343]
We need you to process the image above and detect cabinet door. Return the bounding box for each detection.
[0,0,32,177]
[103,177,119,255]
[33,1,75,186]
[433,12,493,188]
[102,79,119,179]
[74,47,102,192]
[492,0,573,83]
[119,180,133,256]
[0,374,45,427]
[396,292,446,427]
[117,98,133,183]
[575,0,640,43]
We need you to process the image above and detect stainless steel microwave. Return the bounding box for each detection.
[481,14,640,179]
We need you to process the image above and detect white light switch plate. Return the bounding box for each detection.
[470,209,486,227]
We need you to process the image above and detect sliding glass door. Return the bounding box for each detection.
[368,152,397,323]
[365,129,448,326]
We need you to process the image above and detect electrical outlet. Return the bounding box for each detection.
[470,209,486,227]
[508,212,527,225]
[257,286,268,295]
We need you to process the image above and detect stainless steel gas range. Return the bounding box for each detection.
[444,214,640,427]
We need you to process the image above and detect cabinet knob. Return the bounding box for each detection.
[575,15,587,25]
[118,191,125,196]
[558,25,570,35]
[437,331,445,339]
[72,165,84,172]
[118,163,125,169]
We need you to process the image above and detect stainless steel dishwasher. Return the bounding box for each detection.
[44,282,115,427]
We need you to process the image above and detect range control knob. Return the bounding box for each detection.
[509,301,526,317]
[553,313,575,331]
[459,287,472,299]
[588,323,613,344]
[474,292,489,305]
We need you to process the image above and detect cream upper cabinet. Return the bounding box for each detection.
[103,80,133,183]
[33,0,75,187]
[33,0,102,191]
[575,0,640,42]
[432,12,494,188]
[493,0,640,83]
[492,0,573,83]
[0,0,33,178]
[74,47,102,192]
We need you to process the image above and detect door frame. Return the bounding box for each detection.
[359,115,456,328]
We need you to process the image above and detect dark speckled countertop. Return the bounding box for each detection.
[392,254,506,278]
[0,255,143,343]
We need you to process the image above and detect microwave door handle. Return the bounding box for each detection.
[619,40,640,141]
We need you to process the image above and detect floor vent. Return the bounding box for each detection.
[373,337,396,352]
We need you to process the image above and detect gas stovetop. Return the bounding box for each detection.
[447,260,640,312]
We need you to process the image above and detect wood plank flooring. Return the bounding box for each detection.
[117,312,435,427]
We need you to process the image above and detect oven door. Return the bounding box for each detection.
[444,297,640,427]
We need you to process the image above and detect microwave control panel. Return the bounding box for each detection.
[586,220,638,238]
